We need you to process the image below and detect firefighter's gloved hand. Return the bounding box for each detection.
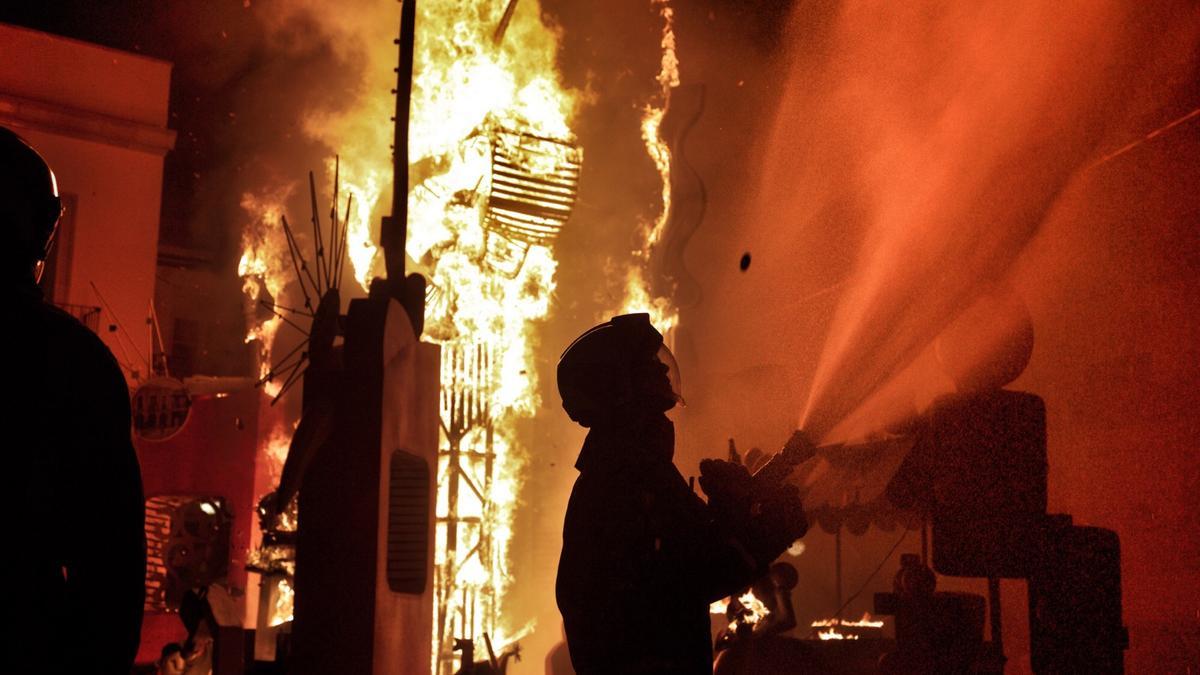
[699,458,754,519]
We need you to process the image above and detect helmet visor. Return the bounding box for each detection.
[656,343,685,406]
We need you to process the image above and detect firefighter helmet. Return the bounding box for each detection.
[557,313,682,427]
[1,126,63,275]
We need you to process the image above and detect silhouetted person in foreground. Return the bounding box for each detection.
[1,127,145,672]
[556,314,808,674]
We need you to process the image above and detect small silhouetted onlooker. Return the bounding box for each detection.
[156,643,186,675]
[1,126,145,672]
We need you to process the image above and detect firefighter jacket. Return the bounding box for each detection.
[556,414,771,675]
[4,283,145,673]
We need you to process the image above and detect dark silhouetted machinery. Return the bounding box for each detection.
[144,495,233,612]
[878,388,1128,674]
[717,288,1127,674]
[877,290,1128,674]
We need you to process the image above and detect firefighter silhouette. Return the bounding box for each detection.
[2,126,145,672]
[555,313,807,674]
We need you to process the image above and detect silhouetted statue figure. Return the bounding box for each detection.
[555,314,807,674]
[1,127,145,672]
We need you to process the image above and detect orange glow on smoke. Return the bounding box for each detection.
[786,1,1142,442]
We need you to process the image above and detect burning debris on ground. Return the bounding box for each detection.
[1,0,1198,673]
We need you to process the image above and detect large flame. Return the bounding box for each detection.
[238,188,296,398]
[257,0,579,669]
[401,3,579,669]
[618,0,681,337]
[642,0,680,250]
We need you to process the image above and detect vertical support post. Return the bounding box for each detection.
[382,0,416,286]
[988,576,1006,671]
[834,525,843,620]
[920,517,929,565]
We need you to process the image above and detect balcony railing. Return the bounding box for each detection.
[55,303,102,333]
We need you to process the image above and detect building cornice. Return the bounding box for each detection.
[0,91,176,156]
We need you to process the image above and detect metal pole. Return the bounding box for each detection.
[988,576,1006,670]
[382,0,416,285]
[835,525,843,620]
[920,517,929,565]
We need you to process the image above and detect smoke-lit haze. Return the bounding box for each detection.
[675,1,1199,671]
[775,1,1197,442]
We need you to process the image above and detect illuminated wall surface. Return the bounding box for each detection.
[0,23,174,385]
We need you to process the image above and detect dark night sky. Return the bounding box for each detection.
[2,1,364,259]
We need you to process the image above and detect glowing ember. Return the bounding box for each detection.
[261,422,292,484]
[812,613,883,641]
[817,627,857,640]
[737,590,771,627]
[712,589,771,636]
[811,612,885,629]
[269,577,295,627]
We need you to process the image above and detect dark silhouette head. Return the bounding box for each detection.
[557,313,680,428]
[0,126,63,284]
[157,643,186,674]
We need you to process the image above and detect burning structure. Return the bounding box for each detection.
[2,0,1198,672]
[235,1,683,672]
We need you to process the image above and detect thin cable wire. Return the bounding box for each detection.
[831,527,909,620]
[1086,105,1200,172]
[90,281,150,371]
